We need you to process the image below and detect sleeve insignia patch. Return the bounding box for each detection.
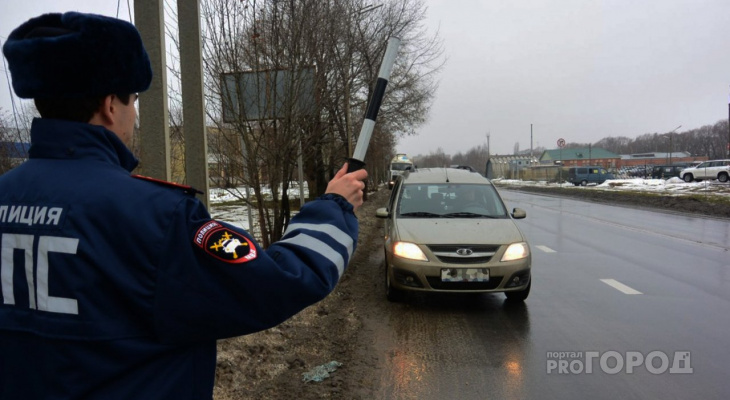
[194,221,257,263]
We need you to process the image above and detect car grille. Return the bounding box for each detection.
[426,276,503,290]
[427,244,500,264]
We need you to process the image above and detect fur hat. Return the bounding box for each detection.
[2,12,152,99]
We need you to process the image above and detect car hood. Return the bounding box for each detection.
[394,218,525,244]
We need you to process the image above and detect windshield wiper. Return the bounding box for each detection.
[399,211,441,218]
[443,212,499,218]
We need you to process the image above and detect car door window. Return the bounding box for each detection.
[388,178,402,212]
[398,184,437,216]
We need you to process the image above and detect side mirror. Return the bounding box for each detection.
[376,207,390,219]
[511,207,526,219]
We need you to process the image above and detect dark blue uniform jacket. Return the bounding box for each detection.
[0,118,359,399]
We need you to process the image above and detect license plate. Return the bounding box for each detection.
[441,268,489,282]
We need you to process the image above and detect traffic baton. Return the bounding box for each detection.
[347,36,401,173]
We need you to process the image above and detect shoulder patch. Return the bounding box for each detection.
[194,221,258,264]
[132,174,203,195]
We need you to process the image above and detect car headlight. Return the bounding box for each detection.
[393,242,428,261]
[501,242,529,261]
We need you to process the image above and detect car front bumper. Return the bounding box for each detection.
[386,254,531,294]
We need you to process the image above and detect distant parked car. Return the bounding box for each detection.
[449,165,478,172]
[627,165,653,177]
[651,165,685,179]
[679,160,730,182]
[567,166,615,186]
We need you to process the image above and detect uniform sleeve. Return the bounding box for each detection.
[152,194,358,344]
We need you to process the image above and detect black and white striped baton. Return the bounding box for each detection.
[347,36,401,173]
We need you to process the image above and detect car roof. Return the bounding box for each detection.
[693,159,730,164]
[402,167,492,185]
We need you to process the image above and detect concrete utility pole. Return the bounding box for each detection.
[135,0,170,180]
[135,0,209,206]
[178,0,209,207]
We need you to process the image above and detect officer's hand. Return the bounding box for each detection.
[325,163,368,211]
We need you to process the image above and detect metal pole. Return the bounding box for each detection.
[238,136,255,235]
[298,133,305,206]
[668,125,681,165]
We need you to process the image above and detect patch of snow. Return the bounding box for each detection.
[492,178,730,197]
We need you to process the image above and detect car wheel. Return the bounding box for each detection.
[718,172,729,183]
[504,280,531,302]
[384,260,405,303]
[683,174,693,183]
[580,180,588,186]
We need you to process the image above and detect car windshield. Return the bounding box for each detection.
[390,163,412,171]
[397,183,508,218]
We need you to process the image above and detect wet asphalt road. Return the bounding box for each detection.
[365,190,730,400]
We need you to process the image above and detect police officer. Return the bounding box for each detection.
[0,12,367,399]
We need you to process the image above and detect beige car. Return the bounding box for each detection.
[376,167,531,302]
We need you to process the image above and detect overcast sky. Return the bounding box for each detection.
[2,1,730,156]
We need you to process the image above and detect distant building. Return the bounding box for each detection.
[486,155,539,179]
[618,152,706,167]
[539,147,620,168]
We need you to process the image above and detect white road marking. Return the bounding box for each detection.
[600,279,643,295]
[535,245,556,253]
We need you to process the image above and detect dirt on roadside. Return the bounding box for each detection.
[213,188,391,400]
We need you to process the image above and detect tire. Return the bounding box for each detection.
[505,280,531,302]
[683,174,693,183]
[718,172,729,183]
[384,259,405,302]
[580,180,588,186]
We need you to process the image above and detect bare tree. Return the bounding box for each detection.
[0,105,34,174]
[194,0,442,245]
[414,147,449,167]
[344,0,444,185]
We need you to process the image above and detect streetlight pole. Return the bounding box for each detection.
[530,123,533,165]
[668,125,681,165]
